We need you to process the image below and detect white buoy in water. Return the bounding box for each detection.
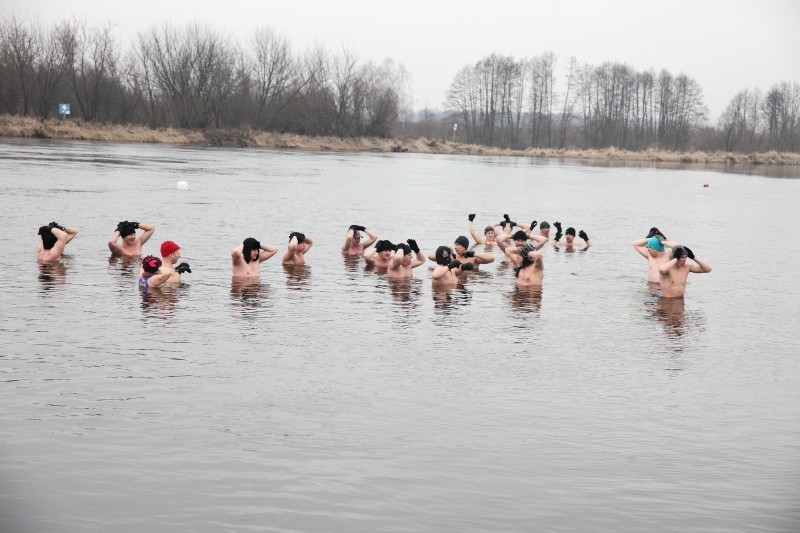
[176,180,189,191]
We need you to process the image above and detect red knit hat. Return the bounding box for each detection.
[160,240,181,257]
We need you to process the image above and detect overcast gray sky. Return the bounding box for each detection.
[4,0,799,119]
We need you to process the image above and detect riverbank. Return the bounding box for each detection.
[2,114,799,166]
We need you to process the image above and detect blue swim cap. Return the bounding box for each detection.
[646,236,665,252]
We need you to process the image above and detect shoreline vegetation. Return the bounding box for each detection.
[3,114,800,167]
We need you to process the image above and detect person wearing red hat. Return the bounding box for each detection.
[158,240,191,286]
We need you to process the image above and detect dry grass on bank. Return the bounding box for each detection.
[2,114,799,167]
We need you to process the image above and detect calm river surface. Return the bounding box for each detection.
[1,139,799,532]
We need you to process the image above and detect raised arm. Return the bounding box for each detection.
[495,231,513,251]
[503,245,522,266]
[282,235,299,262]
[659,258,677,274]
[137,223,156,245]
[342,228,355,252]
[520,220,538,236]
[685,247,712,273]
[529,233,549,250]
[468,214,485,245]
[466,250,494,265]
[363,245,377,264]
[362,228,377,248]
[107,228,121,254]
[231,243,244,266]
[258,243,279,262]
[301,236,313,254]
[578,230,592,250]
[390,248,404,268]
[632,238,649,257]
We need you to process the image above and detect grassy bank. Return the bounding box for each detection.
[2,114,799,167]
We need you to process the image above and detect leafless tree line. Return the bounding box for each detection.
[445,53,799,153]
[0,15,410,137]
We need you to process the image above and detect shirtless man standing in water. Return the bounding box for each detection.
[37,222,79,263]
[363,239,395,269]
[107,220,156,257]
[552,226,592,251]
[387,240,425,279]
[658,245,712,298]
[282,232,314,266]
[342,225,377,256]
[159,240,191,286]
[467,214,499,248]
[231,237,279,278]
[502,242,545,287]
[431,246,472,286]
[427,235,494,270]
[632,228,679,284]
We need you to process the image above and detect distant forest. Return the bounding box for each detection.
[1,16,798,153]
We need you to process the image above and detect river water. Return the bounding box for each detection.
[1,139,798,532]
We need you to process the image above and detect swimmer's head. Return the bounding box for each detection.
[539,221,551,236]
[646,235,665,252]
[242,237,261,263]
[160,240,181,260]
[38,226,57,250]
[484,226,495,236]
[118,222,137,242]
[375,240,395,259]
[395,243,413,265]
[141,255,162,275]
[672,245,688,265]
[515,244,537,276]
[435,246,453,265]
[352,230,362,241]
[512,230,528,245]
[566,227,576,242]
[454,235,469,254]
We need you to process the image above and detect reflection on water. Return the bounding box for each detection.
[508,286,543,313]
[37,262,67,291]
[284,264,311,290]
[342,255,361,273]
[432,283,472,312]
[139,285,181,318]
[575,157,800,179]
[230,278,271,314]
[654,297,687,337]
[107,255,140,279]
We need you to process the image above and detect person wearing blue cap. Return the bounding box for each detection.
[632,227,679,284]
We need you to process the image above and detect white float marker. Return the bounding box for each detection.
[176,180,189,190]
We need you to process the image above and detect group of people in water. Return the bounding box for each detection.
[36,214,711,299]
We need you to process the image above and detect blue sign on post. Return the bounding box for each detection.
[58,103,71,116]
